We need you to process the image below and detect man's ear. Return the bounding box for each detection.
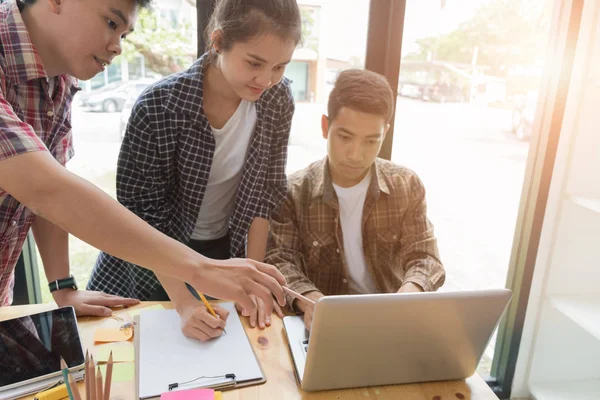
[382,123,390,140]
[321,114,329,139]
[47,0,62,14]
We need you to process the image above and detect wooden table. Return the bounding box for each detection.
[1,302,499,400]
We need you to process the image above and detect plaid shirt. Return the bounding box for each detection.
[88,54,295,299]
[266,157,445,306]
[0,0,77,306]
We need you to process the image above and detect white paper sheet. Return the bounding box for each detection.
[137,302,263,399]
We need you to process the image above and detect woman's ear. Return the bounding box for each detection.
[211,29,224,53]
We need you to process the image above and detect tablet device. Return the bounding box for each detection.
[0,306,85,392]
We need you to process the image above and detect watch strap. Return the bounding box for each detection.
[48,276,78,292]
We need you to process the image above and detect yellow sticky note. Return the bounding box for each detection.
[214,392,222,400]
[94,327,133,343]
[95,344,135,363]
[99,363,135,382]
[127,304,165,318]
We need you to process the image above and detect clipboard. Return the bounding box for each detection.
[134,303,266,399]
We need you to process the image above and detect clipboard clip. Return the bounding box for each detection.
[168,373,236,391]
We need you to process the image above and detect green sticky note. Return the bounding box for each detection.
[127,304,165,317]
[99,363,135,382]
[95,344,135,363]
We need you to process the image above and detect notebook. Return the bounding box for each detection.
[134,302,266,399]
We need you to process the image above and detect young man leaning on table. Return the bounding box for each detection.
[265,69,446,330]
[0,0,287,323]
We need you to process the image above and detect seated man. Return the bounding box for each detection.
[265,69,445,330]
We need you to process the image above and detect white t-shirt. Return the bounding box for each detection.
[191,100,257,240]
[332,171,378,294]
[47,77,55,98]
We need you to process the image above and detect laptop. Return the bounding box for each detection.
[283,288,511,392]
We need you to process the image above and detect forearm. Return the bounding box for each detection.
[295,290,323,314]
[247,217,269,262]
[1,151,201,284]
[31,216,70,282]
[155,273,198,312]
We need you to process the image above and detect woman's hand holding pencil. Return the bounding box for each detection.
[177,301,230,342]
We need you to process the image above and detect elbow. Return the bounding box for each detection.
[0,151,71,217]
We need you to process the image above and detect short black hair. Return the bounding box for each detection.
[20,0,153,8]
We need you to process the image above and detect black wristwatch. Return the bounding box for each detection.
[48,276,78,292]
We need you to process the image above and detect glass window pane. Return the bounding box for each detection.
[393,0,553,377]
[286,61,310,101]
[287,0,370,174]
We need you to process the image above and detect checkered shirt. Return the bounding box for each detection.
[87,54,295,299]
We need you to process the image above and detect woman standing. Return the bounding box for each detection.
[88,0,301,341]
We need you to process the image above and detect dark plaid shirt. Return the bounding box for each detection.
[88,54,295,299]
[266,157,445,307]
[0,0,78,306]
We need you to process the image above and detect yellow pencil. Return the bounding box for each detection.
[33,383,68,400]
[198,292,227,335]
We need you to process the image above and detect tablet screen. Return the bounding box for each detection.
[0,307,85,387]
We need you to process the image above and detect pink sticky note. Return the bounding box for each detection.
[160,388,214,400]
